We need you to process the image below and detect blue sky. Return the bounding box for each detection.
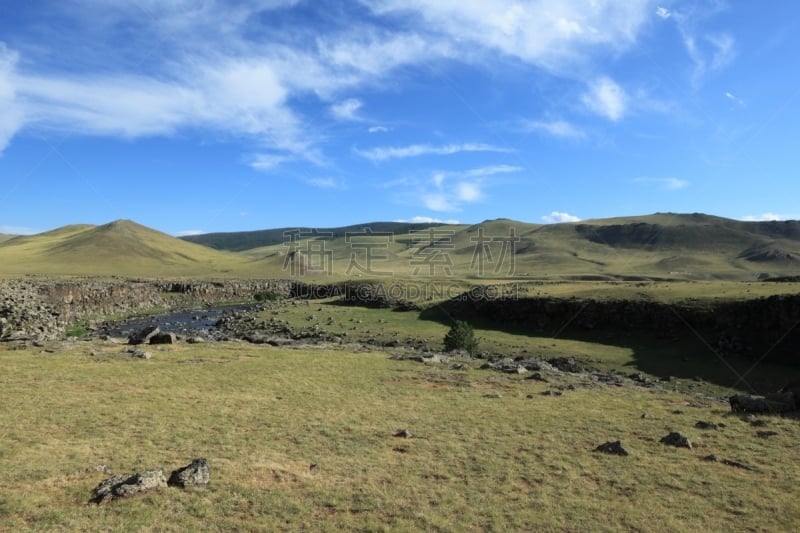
[1,0,799,236]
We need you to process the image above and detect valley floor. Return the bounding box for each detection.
[1,340,798,531]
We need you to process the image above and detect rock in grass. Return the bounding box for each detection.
[694,421,719,430]
[149,332,177,345]
[90,470,167,504]
[594,441,629,456]
[660,432,692,449]
[393,429,412,438]
[168,458,210,488]
[128,325,160,345]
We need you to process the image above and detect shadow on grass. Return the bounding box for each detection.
[418,304,796,394]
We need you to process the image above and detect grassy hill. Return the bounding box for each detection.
[3,213,799,279]
[0,233,16,244]
[0,220,257,278]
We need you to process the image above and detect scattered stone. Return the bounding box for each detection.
[547,356,586,373]
[168,458,210,488]
[695,421,719,430]
[127,349,152,360]
[749,419,768,427]
[756,430,779,438]
[721,459,759,472]
[525,372,548,382]
[149,332,177,345]
[660,432,692,449]
[541,390,562,396]
[702,454,717,462]
[393,429,412,438]
[90,470,167,504]
[483,393,502,399]
[594,440,629,456]
[186,336,205,344]
[128,325,160,345]
[640,413,650,419]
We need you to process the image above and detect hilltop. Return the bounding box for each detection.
[0,220,253,277]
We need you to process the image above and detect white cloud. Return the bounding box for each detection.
[355,142,511,162]
[395,216,460,224]
[306,177,344,189]
[250,154,291,171]
[362,1,655,72]
[423,193,455,212]
[410,164,522,212]
[742,213,800,222]
[634,177,688,190]
[174,229,206,237]
[368,125,390,133]
[456,182,482,202]
[541,211,581,223]
[656,7,671,20]
[521,119,586,140]
[0,43,23,154]
[582,76,627,121]
[725,91,744,106]
[463,165,523,178]
[0,224,38,235]
[331,98,363,121]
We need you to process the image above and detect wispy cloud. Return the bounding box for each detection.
[742,213,800,222]
[331,98,363,121]
[541,211,581,223]
[363,1,654,72]
[174,229,206,237]
[306,177,345,189]
[0,44,23,154]
[395,216,460,224]
[633,177,689,190]
[656,6,671,20]
[0,224,38,235]
[355,142,512,162]
[413,165,522,212]
[368,125,390,133]
[724,91,745,106]
[250,154,291,171]
[521,119,586,140]
[582,76,627,121]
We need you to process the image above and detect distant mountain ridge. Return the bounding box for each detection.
[180,221,451,252]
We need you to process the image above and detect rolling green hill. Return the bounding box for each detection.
[0,233,16,244]
[0,220,256,277]
[3,213,799,279]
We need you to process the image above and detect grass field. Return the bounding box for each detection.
[1,340,798,531]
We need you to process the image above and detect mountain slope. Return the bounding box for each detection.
[0,220,251,277]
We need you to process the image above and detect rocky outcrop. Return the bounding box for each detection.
[90,470,167,504]
[168,458,210,488]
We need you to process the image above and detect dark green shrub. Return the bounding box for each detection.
[443,320,478,355]
[254,290,284,302]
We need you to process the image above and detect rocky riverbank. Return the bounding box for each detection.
[0,279,295,341]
